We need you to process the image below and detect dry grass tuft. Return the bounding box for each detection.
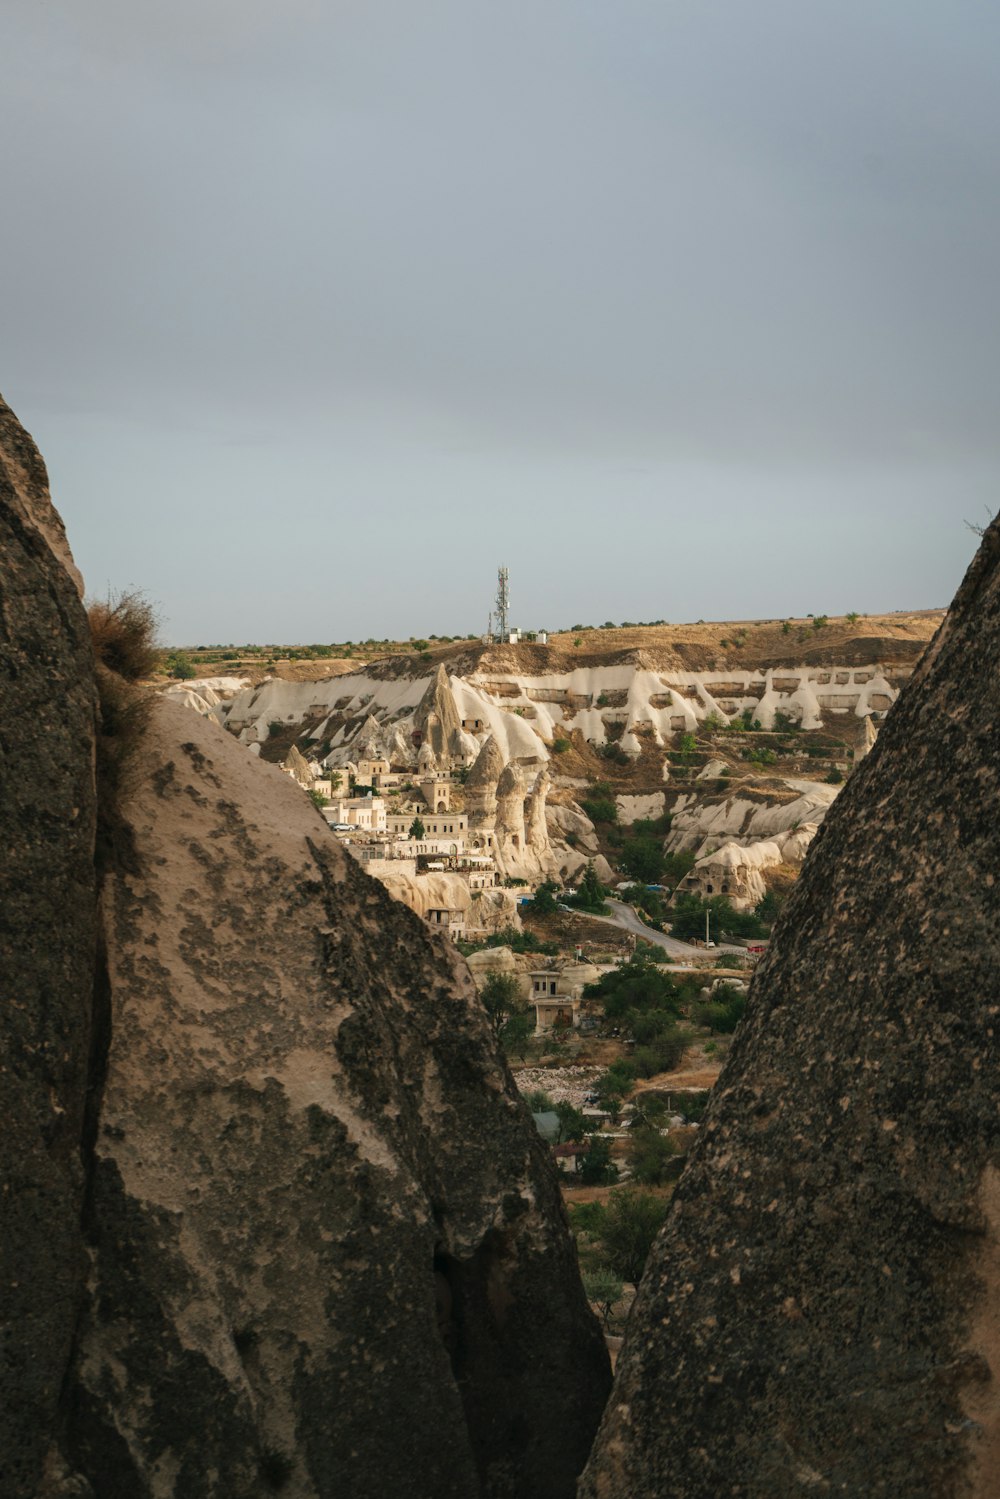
[87,592,160,870]
[88,591,161,682]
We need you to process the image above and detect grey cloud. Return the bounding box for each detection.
[1,0,992,637]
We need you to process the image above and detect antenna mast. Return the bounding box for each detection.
[495,565,510,641]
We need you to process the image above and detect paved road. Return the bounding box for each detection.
[579,898,744,960]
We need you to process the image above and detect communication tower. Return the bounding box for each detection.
[495,566,510,641]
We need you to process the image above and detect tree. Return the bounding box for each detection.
[554,1100,588,1143]
[578,1136,618,1186]
[308,788,328,810]
[582,1267,623,1328]
[571,861,608,912]
[531,881,560,914]
[599,1189,669,1288]
[583,954,682,1020]
[166,650,196,680]
[408,815,426,840]
[629,1126,676,1186]
[619,835,665,886]
[480,972,532,1056]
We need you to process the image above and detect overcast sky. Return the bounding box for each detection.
[3,1,995,643]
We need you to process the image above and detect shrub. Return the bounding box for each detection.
[582,1267,624,1328]
[598,1188,670,1287]
[826,766,844,784]
[694,984,747,1034]
[88,592,159,871]
[89,592,161,681]
[578,1136,618,1186]
[581,796,617,825]
[584,954,683,1019]
[629,1126,676,1185]
[552,737,572,754]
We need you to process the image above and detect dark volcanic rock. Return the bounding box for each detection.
[0,397,98,1498]
[66,700,609,1498]
[580,522,1000,1499]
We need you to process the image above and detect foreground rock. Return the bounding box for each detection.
[0,398,97,1499]
[580,520,1000,1498]
[65,700,609,1498]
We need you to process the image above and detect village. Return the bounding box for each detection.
[173,585,909,1340]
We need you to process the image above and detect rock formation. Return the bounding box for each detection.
[414,663,466,766]
[464,734,505,849]
[856,708,880,762]
[284,741,315,788]
[580,520,1000,1497]
[67,702,610,1498]
[0,397,98,1499]
[524,767,551,858]
[0,397,610,1498]
[494,762,527,871]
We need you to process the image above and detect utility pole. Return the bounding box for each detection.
[705,907,710,946]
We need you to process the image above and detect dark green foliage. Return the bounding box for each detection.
[629,1127,676,1185]
[555,1100,588,1142]
[694,983,747,1034]
[408,816,426,839]
[826,766,844,784]
[598,1189,670,1287]
[530,881,560,914]
[619,834,665,885]
[552,738,572,753]
[578,1137,618,1186]
[582,1267,624,1328]
[459,926,559,957]
[568,1200,607,1235]
[583,954,682,1019]
[581,794,617,824]
[566,862,608,912]
[631,1029,690,1077]
[670,893,768,942]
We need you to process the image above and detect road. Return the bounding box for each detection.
[573,898,744,960]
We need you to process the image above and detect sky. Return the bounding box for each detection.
[2,0,997,644]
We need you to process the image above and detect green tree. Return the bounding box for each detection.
[599,1189,669,1288]
[582,1267,623,1328]
[531,881,560,914]
[570,861,608,911]
[554,1100,588,1142]
[166,650,196,680]
[619,835,665,886]
[308,788,329,810]
[629,1126,676,1185]
[583,954,682,1020]
[480,973,532,1056]
[408,815,426,839]
[578,1136,618,1186]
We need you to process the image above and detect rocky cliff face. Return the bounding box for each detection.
[0,397,98,1498]
[580,521,1000,1498]
[65,702,608,1498]
[0,395,609,1498]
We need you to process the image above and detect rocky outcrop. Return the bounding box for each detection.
[580,521,1000,1497]
[65,701,608,1498]
[284,742,315,788]
[414,663,466,766]
[0,397,98,1498]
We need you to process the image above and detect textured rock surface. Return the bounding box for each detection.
[580,521,1000,1499]
[0,396,98,1498]
[66,700,609,1498]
